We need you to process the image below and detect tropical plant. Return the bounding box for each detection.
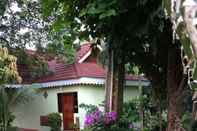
[0,87,34,131]
[0,46,33,131]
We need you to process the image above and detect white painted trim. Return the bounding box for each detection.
[78,49,92,63]
[96,45,103,51]
[6,77,150,88]
[5,84,30,88]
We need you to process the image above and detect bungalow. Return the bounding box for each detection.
[11,43,149,131]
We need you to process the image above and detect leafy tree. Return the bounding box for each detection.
[0,87,33,131]
[0,0,48,48]
[0,46,21,131]
[40,0,193,131]
[0,0,77,80]
[0,46,34,131]
[2,0,196,130]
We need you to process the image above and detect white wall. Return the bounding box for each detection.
[12,85,139,131]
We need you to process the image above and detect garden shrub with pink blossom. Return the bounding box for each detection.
[80,102,139,131]
[80,98,167,131]
[83,108,137,131]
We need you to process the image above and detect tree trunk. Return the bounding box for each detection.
[105,43,113,112]
[105,42,125,116]
[167,45,187,131]
[112,49,125,115]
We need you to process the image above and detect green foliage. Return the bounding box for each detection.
[0,47,22,84]
[0,0,76,71]
[80,0,117,19]
[122,101,140,123]
[181,112,193,131]
[0,110,15,129]
[41,0,58,18]
[41,1,186,129]
[179,111,197,131]
[80,98,167,131]
[0,87,33,131]
[47,112,62,131]
[0,0,7,15]
[40,0,166,89]
[80,102,138,131]
[163,0,171,15]
[0,0,49,48]
[79,103,98,115]
[0,45,29,131]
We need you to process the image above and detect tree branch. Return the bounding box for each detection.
[184,6,197,57]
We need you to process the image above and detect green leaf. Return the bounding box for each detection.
[79,8,88,17]
[41,0,58,18]
[133,66,139,76]
[87,6,103,15]
[99,9,116,19]
[181,36,193,59]
[193,62,197,80]
[0,0,7,15]
[52,18,71,32]
[163,0,171,15]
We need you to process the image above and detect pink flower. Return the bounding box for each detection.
[104,111,117,125]
[84,108,103,127]
[92,108,102,122]
[84,115,94,126]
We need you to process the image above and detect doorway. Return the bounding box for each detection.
[57,92,78,130]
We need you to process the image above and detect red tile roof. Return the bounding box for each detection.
[17,42,145,84]
[17,64,33,83]
[76,43,92,62]
[36,62,105,83]
[35,60,143,83]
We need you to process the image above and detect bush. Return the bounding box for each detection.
[48,113,62,131]
[82,109,136,131]
[80,102,140,131]
[81,99,167,131]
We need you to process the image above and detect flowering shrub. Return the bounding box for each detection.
[84,108,117,127]
[104,111,117,124]
[83,108,136,131]
[81,98,166,131]
[84,108,103,126]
